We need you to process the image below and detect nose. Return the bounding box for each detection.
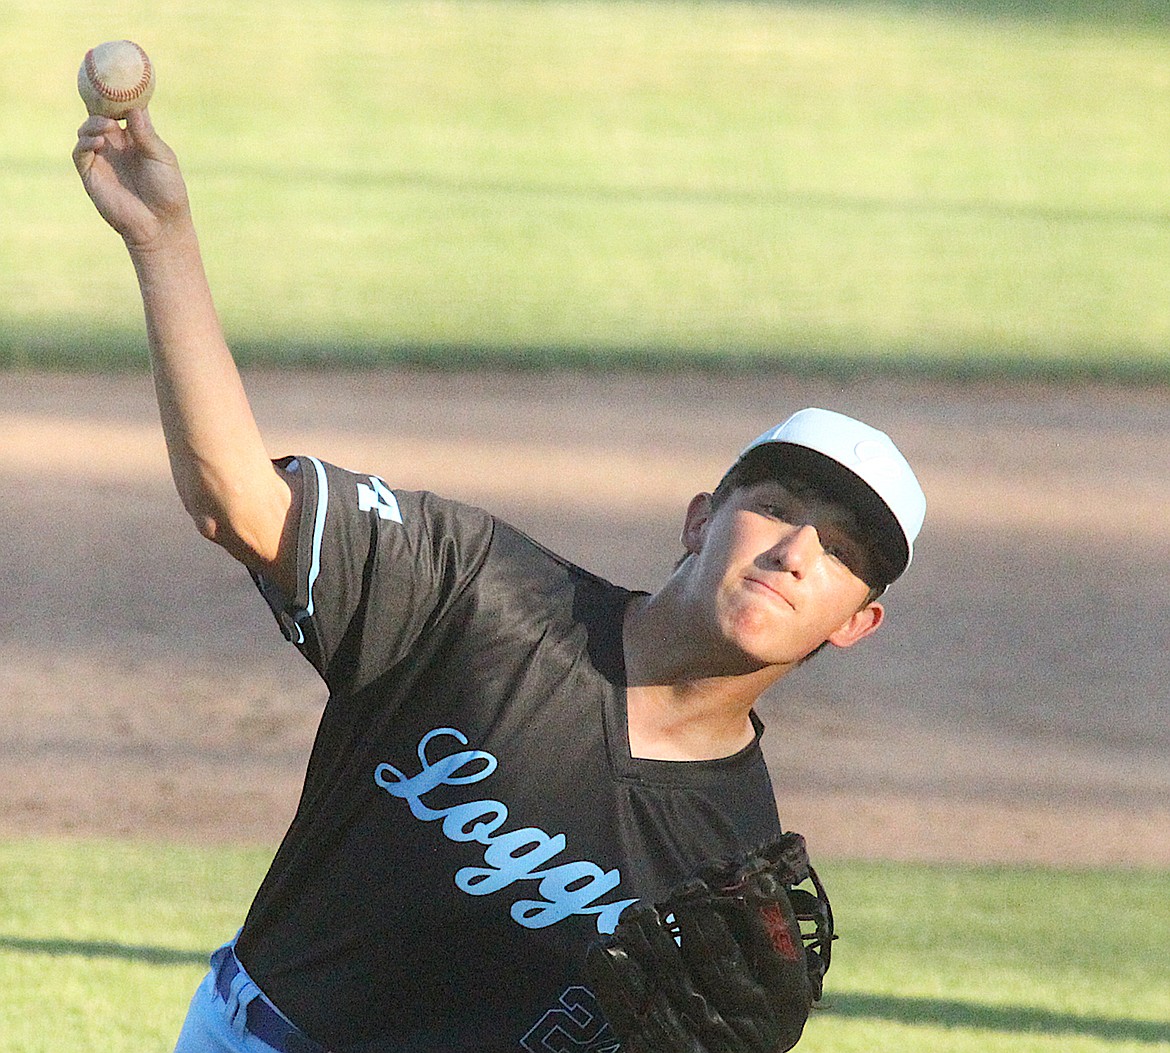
[772,523,822,576]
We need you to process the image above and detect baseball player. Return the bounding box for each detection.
[73,109,925,1053]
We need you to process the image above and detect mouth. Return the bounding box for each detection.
[744,576,795,610]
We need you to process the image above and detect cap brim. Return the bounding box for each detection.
[732,443,910,587]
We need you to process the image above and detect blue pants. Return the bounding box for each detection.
[173,940,322,1053]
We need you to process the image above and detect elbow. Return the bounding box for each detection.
[171,464,239,548]
[188,506,225,545]
[185,498,238,551]
[178,477,290,572]
[187,504,266,570]
[167,453,295,571]
[181,490,252,559]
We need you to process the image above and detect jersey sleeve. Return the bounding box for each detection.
[253,455,495,695]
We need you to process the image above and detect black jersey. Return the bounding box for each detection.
[235,456,782,1053]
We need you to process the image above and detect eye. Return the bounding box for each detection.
[823,543,850,565]
[758,500,795,521]
[822,537,865,576]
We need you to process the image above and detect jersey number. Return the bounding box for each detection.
[521,987,619,1053]
[356,477,403,522]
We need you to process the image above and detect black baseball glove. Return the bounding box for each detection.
[585,832,834,1053]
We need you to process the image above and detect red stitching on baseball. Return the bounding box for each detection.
[85,44,152,102]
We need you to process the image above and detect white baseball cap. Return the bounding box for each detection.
[721,408,926,587]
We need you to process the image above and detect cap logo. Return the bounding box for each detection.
[853,439,901,483]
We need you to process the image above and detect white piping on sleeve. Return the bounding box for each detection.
[295,455,330,645]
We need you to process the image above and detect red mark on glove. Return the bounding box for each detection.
[760,904,801,961]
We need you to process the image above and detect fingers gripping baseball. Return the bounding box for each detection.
[74,107,190,248]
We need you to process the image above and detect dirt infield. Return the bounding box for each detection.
[2,368,1168,867]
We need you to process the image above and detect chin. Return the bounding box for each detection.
[740,625,827,669]
[724,634,804,672]
[717,605,811,670]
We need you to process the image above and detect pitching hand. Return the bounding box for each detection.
[73,108,191,249]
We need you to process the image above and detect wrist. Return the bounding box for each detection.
[125,212,199,262]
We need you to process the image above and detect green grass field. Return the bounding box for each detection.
[1,840,1167,1051]
[4,4,1167,1047]
[2,0,1169,376]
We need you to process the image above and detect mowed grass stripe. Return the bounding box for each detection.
[1,0,1168,374]
[1,840,1167,1050]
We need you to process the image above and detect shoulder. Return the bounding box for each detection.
[478,518,634,611]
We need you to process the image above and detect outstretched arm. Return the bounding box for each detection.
[73,109,298,595]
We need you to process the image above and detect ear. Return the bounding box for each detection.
[680,492,714,555]
[826,600,884,649]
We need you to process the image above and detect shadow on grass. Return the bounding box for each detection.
[4,323,1170,385]
[187,165,1170,231]
[1,938,1165,1041]
[830,991,1169,1044]
[14,154,1170,228]
[0,935,207,967]
[801,0,1170,29]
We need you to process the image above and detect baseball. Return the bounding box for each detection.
[78,40,155,119]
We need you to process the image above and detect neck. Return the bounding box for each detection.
[621,591,792,761]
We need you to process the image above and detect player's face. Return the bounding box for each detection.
[679,479,884,670]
